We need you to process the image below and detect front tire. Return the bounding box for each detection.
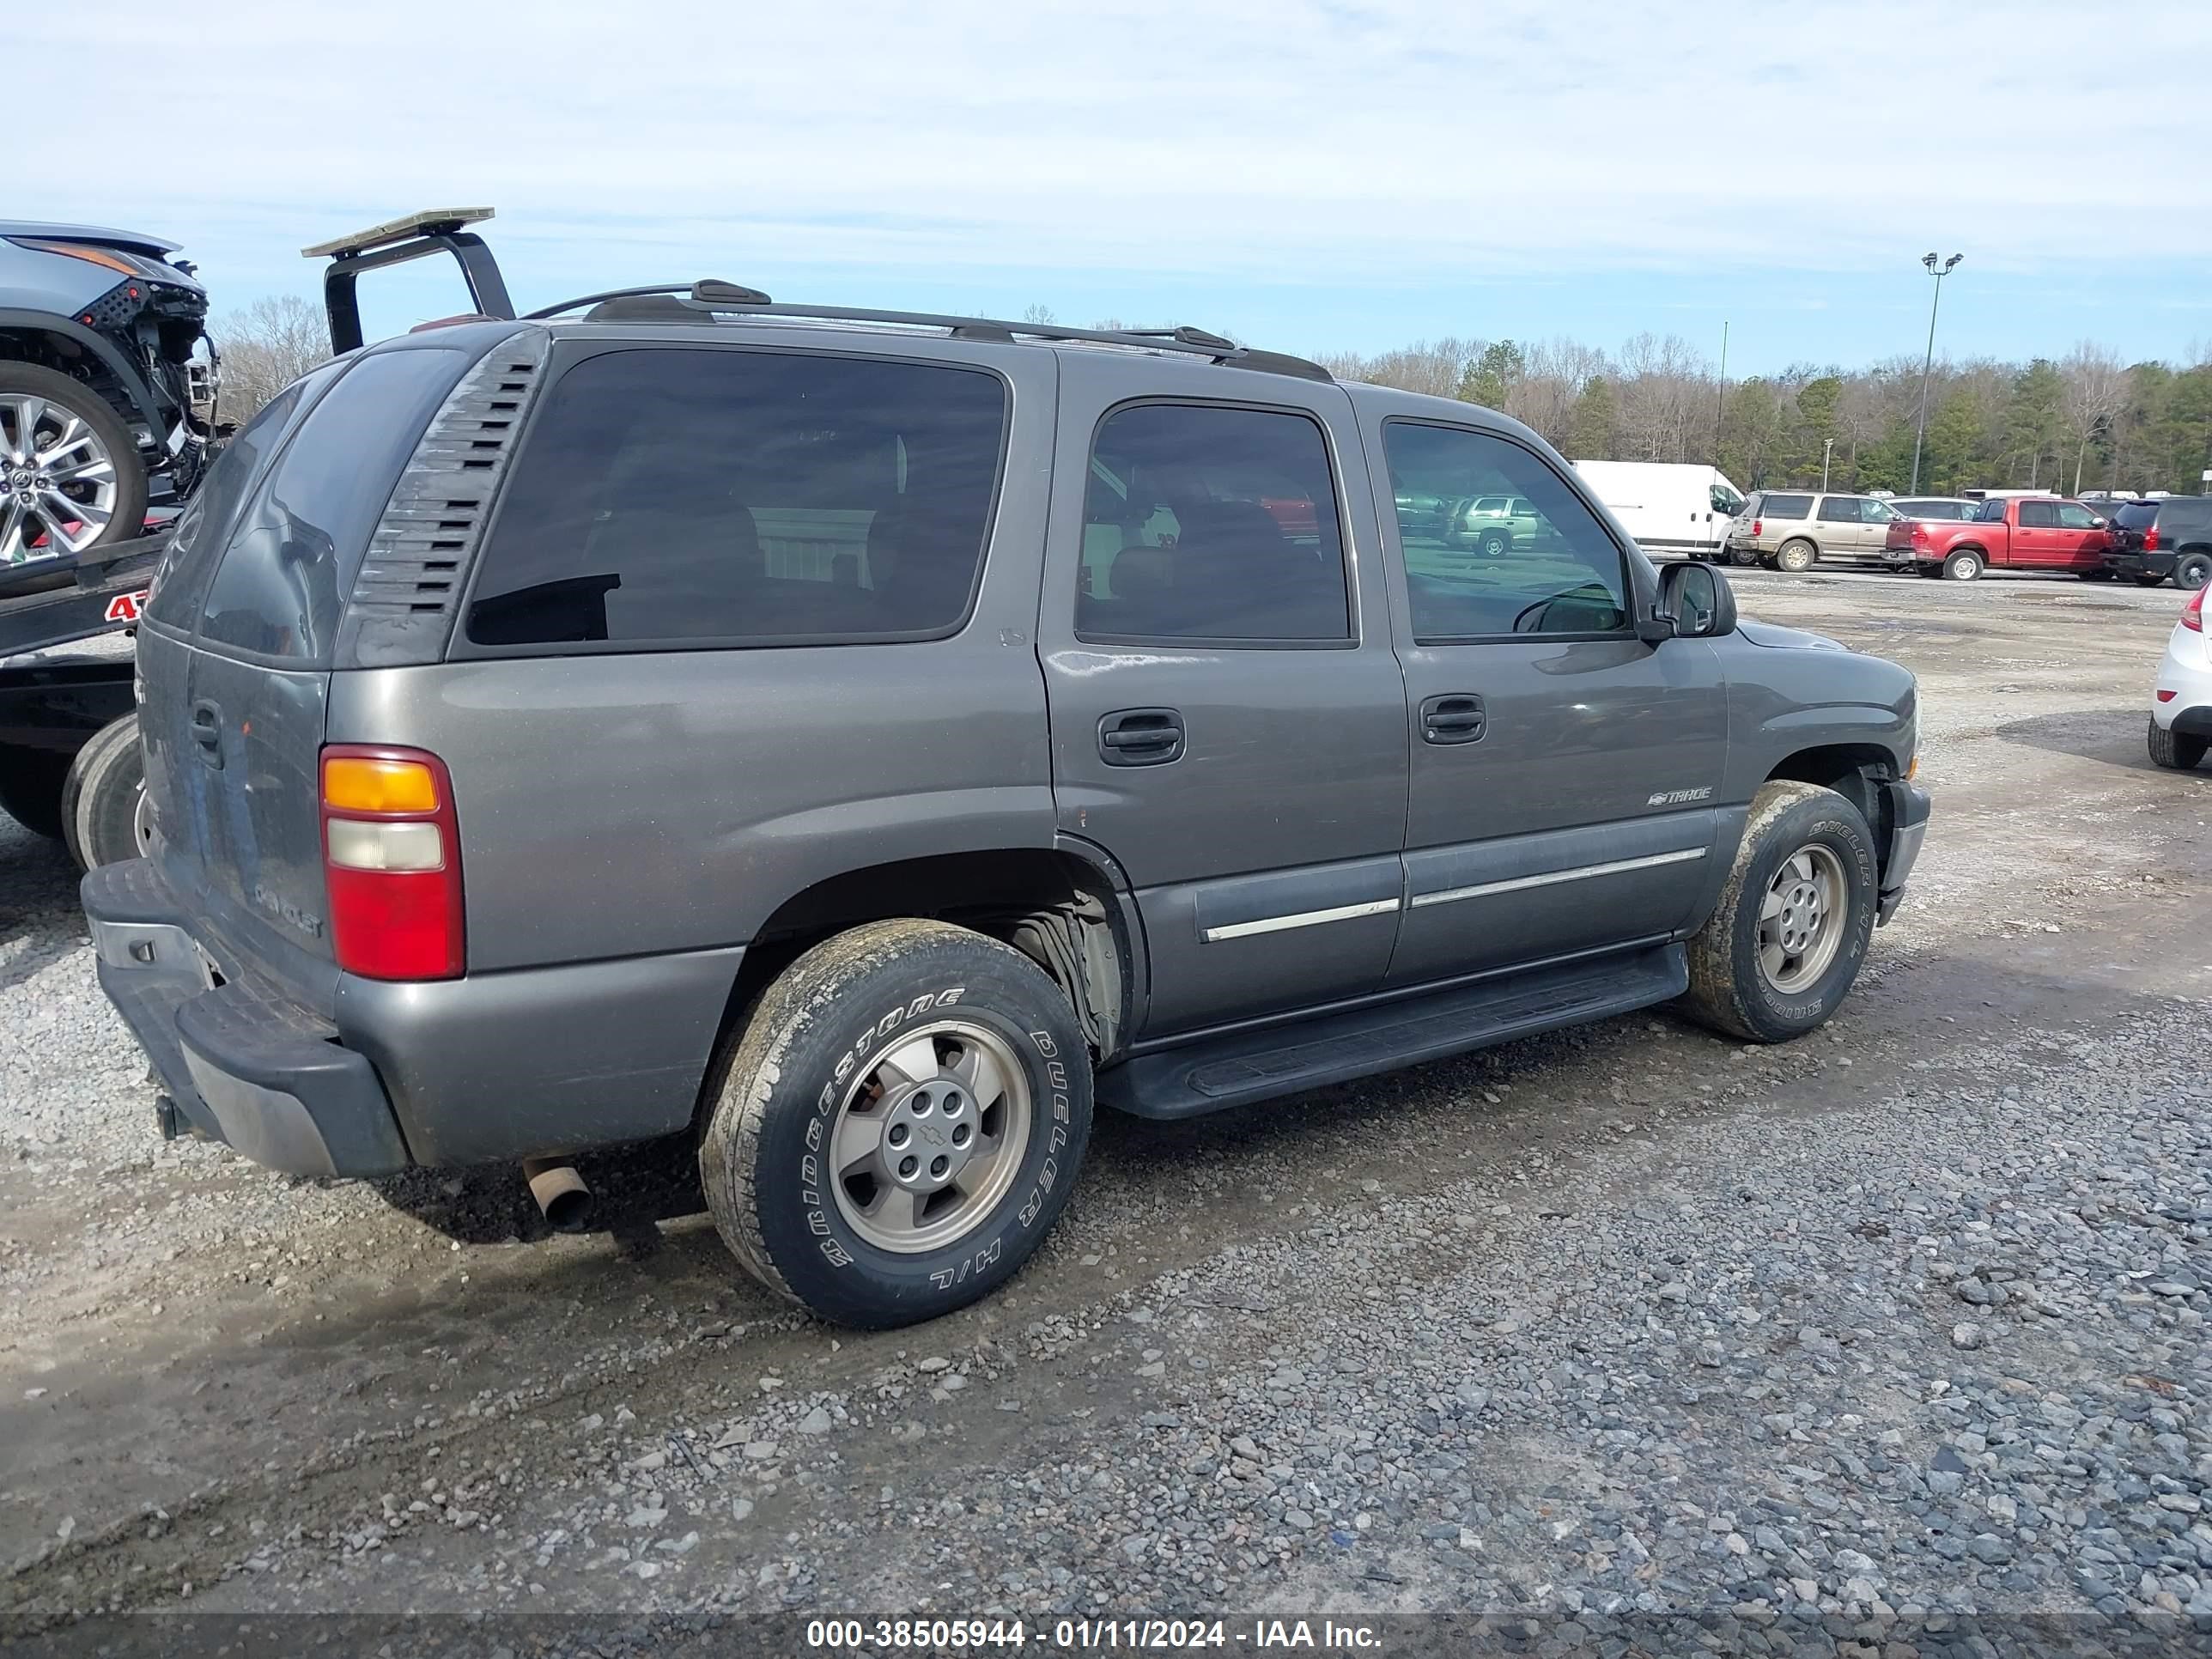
[1776,539,1817,574]
[0,362,149,559]
[1678,781,1879,1043]
[1943,550,1984,581]
[2148,719,2208,772]
[61,714,145,870]
[699,919,1092,1328]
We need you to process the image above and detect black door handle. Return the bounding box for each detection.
[189,699,223,769]
[1420,693,1486,744]
[1098,708,1183,767]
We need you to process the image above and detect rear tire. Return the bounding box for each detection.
[61,714,145,870]
[2173,550,2212,591]
[2148,719,2208,772]
[1475,528,1510,558]
[0,744,68,840]
[1677,781,1878,1043]
[698,919,1092,1328]
[1729,544,1762,568]
[1943,550,1984,581]
[0,362,149,557]
[1775,539,1817,574]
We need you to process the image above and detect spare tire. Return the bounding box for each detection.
[62,714,146,869]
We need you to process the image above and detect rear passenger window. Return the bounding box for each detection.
[1383,422,1629,641]
[1817,497,1863,523]
[2018,501,2059,528]
[198,349,471,661]
[465,349,1007,649]
[145,362,342,629]
[1759,494,1813,520]
[1077,403,1350,644]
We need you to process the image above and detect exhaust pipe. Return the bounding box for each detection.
[523,1158,593,1232]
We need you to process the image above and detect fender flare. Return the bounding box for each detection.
[0,308,167,436]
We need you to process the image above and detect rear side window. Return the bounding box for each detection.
[198,349,471,662]
[1759,494,1812,520]
[144,362,342,628]
[2018,501,2059,528]
[465,348,1008,649]
[1077,403,1350,644]
[1816,496,1863,524]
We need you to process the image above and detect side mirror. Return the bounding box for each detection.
[1651,560,1737,641]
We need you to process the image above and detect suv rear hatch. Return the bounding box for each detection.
[136,337,489,1012]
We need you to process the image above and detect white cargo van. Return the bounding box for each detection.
[1572,460,1747,559]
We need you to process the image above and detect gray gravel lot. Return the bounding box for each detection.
[2,567,2208,1645]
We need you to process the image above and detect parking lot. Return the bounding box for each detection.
[3,567,2208,1635]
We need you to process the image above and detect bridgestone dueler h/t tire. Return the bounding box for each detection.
[1677,781,1878,1044]
[698,919,1093,1329]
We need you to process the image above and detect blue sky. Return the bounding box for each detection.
[15,0,2211,375]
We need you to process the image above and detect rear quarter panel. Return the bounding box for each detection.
[325,337,1060,973]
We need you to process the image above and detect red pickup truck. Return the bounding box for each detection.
[1887,495,2113,581]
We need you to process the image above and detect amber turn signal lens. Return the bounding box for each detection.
[1906,755,1919,781]
[322,755,440,813]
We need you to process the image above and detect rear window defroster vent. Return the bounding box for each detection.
[335,331,552,669]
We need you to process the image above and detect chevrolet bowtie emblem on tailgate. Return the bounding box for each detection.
[1648,787,1714,806]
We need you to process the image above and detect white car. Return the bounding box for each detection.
[2149,580,2210,771]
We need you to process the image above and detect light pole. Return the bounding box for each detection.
[1910,252,1963,494]
[1822,437,1833,493]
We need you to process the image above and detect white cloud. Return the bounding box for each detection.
[14,0,2210,296]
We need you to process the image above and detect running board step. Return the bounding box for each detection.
[1101,945,1687,1121]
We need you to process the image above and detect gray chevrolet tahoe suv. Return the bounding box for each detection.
[83,283,1931,1328]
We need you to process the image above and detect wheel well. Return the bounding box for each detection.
[1949,544,1985,558]
[0,325,157,434]
[1766,744,1895,839]
[718,849,1133,1068]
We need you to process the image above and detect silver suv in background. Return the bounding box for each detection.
[1725,491,1911,573]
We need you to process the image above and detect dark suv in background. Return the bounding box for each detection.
[83,267,1930,1329]
[2105,499,2212,590]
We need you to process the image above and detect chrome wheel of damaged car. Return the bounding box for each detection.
[1758,843,1848,994]
[830,1019,1035,1254]
[0,391,119,559]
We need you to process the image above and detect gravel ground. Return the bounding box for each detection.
[2,568,2208,1649]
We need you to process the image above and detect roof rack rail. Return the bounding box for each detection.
[526,281,1333,382]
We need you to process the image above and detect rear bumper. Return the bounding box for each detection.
[82,858,745,1176]
[82,859,409,1176]
[1876,781,1931,927]
[2106,550,2176,580]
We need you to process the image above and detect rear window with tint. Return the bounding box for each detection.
[465,348,1008,650]
[145,362,343,629]
[2113,504,2158,529]
[1758,494,1812,520]
[198,348,472,662]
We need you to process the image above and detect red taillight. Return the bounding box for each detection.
[1751,519,1763,538]
[2143,527,2160,552]
[2183,584,2204,634]
[320,744,464,981]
